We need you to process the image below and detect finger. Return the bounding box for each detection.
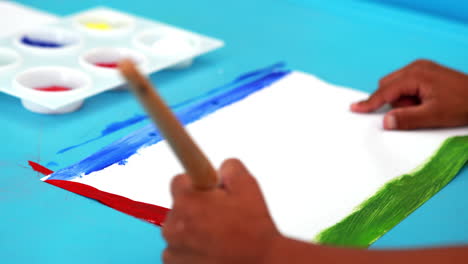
[162,213,185,242]
[162,206,183,240]
[391,96,420,108]
[162,248,204,264]
[379,59,433,86]
[162,214,199,251]
[170,174,191,198]
[379,66,408,87]
[383,104,438,130]
[350,92,387,113]
[218,158,258,195]
[351,78,420,113]
[162,248,180,264]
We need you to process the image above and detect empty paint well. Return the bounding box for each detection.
[80,47,148,75]
[0,48,21,73]
[14,66,92,114]
[14,28,82,54]
[133,29,199,69]
[74,10,135,37]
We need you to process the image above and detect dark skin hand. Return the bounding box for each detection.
[351,59,468,130]
[162,159,280,264]
[162,61,468,263]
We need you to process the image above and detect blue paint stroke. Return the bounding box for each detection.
[171,62,287,112]
[46,161,59,167]
[21,36,65,48]
[57,62,286,154]
[57,63,287,154]
[232,62,286,83]
[48,63,291,181]
[101,114,148,136]
[57,114,149,154]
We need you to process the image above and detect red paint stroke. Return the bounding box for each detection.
[28,161,169,226]
[46,180,169,226]
[34,86,72,92]
[94,62,118,68]
[28,161,54,175]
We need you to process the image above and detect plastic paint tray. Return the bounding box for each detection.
[0,7,224,114]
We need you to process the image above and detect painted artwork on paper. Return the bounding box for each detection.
[36,63,468,247]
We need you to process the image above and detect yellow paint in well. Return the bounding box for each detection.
[84,22,113,31]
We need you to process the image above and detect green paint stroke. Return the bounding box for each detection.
[315,135,468,248]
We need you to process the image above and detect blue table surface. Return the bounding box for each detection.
[2,0,468,263]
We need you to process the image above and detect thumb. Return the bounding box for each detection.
[219,158,258,195]
[384,105,437,130]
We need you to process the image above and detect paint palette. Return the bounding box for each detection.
[0,7,224,114]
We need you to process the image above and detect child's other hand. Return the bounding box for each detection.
[351,59,468,130]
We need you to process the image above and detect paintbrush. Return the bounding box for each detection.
[118,59,218,190]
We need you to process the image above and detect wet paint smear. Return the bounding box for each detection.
[34,86,72,92]
[21,36,65,48]
[49,63,291,180]
[84,22,112,31]
[315,136,468,248]
[94,62,119,68]
[28,161,169,226]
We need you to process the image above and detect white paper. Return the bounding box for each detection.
[60,71,468,241]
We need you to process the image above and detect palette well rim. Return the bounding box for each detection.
[73,9,136,37]
[12,26,84,55]
[79,46,150,76]
[0,47,22,73]
[0,7,225,113]
[13,66,92,93]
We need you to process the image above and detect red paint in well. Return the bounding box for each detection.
[94,62,119,68]
[34,86,72,92]
[28,161,170,226]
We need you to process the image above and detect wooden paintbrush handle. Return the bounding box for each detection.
[118,59,218,190]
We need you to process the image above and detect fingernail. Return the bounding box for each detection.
[384,114,397,130]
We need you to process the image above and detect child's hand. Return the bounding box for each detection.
[162,159,281,264]
[351,59,468,130]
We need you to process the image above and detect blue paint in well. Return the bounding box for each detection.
[48,63,291,181]
[21,36,65,48]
